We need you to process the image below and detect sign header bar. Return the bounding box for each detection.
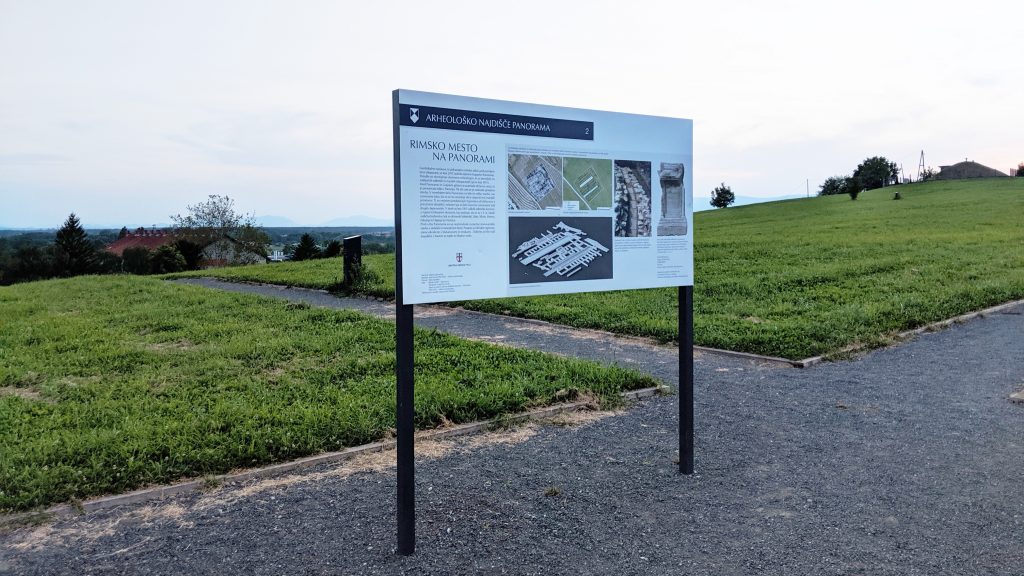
[399,103,593,140]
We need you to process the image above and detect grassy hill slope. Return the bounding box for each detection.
[169,178,1024,359]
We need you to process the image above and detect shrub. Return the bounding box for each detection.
[323,240,342,258]
[149,245,187,274]
[122,247,151,275]
[710,183,735,208]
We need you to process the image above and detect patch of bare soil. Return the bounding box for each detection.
[5,503,192,552]
[0,387,44,402]
[143,340,195,352]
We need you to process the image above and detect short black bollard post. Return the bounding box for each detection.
[343,235,362,287]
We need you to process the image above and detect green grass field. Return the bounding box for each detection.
[0,276,655,511]
[168,253,397,300]
[168,179,1024,359]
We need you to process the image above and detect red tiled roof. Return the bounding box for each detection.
[105,229,175,257]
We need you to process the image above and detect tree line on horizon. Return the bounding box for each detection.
[0,195,266,282]
[0,213,116,284]
[0,195,397,285]
[0,196,268,285]
[709,156,910,208]
[818,156,901,200]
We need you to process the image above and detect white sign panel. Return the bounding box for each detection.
[394,90,693,305]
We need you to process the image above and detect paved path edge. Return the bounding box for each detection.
[796,297,1024,367]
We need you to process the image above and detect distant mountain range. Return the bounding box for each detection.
[253,215,298,227]
[319,215,393,227]
[253,215,393,227]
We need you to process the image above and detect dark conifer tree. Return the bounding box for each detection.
[292,233,321,261]
[323,240,342,258]
[54,213,96,276]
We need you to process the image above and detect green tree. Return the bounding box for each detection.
[149,245,187,274]
[818,175,862,197]
[709,183,735,208]
[848,178,863,200]
[292,233,321,261]
[173,239,204,270]
[171,195,268,258]
[93,251,122,274]
[54,213,96,277]
[8,245,56,283]
[323,240,342,258]
[231,225,270,259]
[117,226,129,239]
[853,156,899,190]
[920,167,936,182]
[122,247,151,275]
[1016,163,1023,177]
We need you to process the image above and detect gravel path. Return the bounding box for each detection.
[2,283,1022,576]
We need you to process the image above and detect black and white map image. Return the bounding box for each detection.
[509,217,613,284]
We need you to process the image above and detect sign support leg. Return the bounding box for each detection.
[679,285,694,474]
[396,302,415,555]
[392,89,416,555]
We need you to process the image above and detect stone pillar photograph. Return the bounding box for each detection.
[657,162,687,236]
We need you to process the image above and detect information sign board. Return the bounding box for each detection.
[395,90,693,304]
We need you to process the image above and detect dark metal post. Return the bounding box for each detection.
[393,90,416,555]
[395,302,415,554]
[342,235,362,287]
[679,285,694,474]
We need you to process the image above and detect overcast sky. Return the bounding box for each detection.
[1,0,1021,228]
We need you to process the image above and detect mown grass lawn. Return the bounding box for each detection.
[0,276,655,512]
[168,178,1024,359]
[167,253,396,300]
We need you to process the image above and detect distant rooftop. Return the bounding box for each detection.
[935,161,1008,180]
[105,228,174,256]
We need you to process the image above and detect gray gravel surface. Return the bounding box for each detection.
[2,283,1022,576]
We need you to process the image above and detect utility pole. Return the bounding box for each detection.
[806,179,809,197]
[917,150,925,181]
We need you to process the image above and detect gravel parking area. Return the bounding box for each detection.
[2,285,1021,576]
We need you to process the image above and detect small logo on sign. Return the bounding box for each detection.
[455,252,463,263]
[409,108,419,124]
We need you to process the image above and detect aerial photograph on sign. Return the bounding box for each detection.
[613,160,653,237]
[508,216,613,284]
[507,154,563,210]
[562,157,613,210]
